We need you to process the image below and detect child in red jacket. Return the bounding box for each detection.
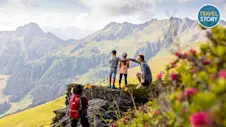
[70,85,89,127]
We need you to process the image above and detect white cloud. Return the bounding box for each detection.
[177,0,192,3]
[0,0,89,31]
[77,0,156,29]
[0,11,89,31]
[81,0,155,17]
[0,0,224,31]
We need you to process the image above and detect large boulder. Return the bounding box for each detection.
[51,99,116,127]
[51,84,160,127]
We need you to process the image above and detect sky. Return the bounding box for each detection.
[0,0,225,31]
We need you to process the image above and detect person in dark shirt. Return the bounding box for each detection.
[129,54,152,89]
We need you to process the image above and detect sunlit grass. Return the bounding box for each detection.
[0,97,65,127]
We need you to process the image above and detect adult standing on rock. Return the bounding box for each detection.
[129,54,152,89]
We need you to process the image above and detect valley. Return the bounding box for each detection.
[0,75,8,103]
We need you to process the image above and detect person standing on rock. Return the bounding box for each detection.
[69,85,90,127]
[119,52,130,89]
[129,54,152,89]
[109,50,121,89]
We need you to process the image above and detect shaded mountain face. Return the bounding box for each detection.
[0,17,216,116]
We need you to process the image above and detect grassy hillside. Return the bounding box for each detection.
[0,41,203,127]
[128,55,176,80]
[0,54,173,127]
[0,97,65,127]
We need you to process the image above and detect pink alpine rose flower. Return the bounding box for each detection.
[153,110,160,116]
[170,72,177,80]
[218,70,226,79]
[202,59,210,65]
[184,88,197,97]
[179,88,197,102]
[157,72,163,80]
[175,52,181,57]
[170,62,176,68]
[189,49,197,55]
[179,93,185,102]
[111,122,117,127]
[183,52,188,58]
[192,68,197,73]
[120,117,127,124]
[190,112,212,127]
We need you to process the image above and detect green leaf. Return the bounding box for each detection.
[192,92,216,110]
[200,44,209,53]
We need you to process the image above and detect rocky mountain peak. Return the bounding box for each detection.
[182,17,194,23]
[169,17,182,23]
[103,22,120,29]
[16,22,44,36]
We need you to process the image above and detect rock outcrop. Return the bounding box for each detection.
[51,84,158,127]
[52,99,116,127]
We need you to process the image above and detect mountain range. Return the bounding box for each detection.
[0,17,225,117]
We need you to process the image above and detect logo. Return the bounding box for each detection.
[198,4,221,28]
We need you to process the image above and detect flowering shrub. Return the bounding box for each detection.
[113,26,226,127]
[189,112,213,127]
[84,84,93,89]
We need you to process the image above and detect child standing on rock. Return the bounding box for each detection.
[109,50,121,89]
[118,53,129,89]
[69,85,90,127]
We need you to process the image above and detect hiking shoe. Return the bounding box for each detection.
[112,85,117,89]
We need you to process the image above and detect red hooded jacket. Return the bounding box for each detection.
[69,94,88,119]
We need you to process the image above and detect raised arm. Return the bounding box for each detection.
[128,58,140,64]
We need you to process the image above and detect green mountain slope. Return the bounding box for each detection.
[0,97,65,127]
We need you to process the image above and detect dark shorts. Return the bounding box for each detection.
[142,81,151,86]
[71,117,90,127]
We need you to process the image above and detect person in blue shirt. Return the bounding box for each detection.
[129,54,152,89]
[109,50,121,89]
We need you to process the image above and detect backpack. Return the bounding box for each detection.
[69,95,87,119]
